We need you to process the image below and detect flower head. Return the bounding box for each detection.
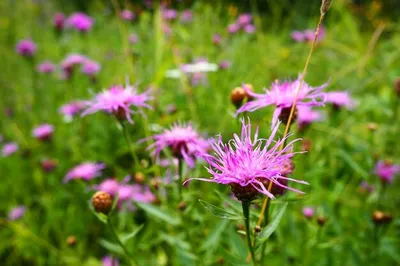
[297,106,324,129]
[96,178,121,196]
[120,10,135,21]
[67,12,94,32]
[37,61,56,73]
[32,124,54,141]
[16,39,36,57]
[180,10,193,23]
[227,23,240,34]
[325,91,355,110]
[237,14,252,26]
[129,33,139,44]
[53,12,65,31]
[81,59,101,77]
[237,77,327,127]
[59,101,85,118]
[81,84,152,123]
[212,34,222,45]
[102,256,120,266]
[2,142,18,157]
[147,123,209,168]
[291,31,305,42]
[187,119,307,201]
[302,207,314,218]
[64,162,105,183]
[8,206,26,220]
[375,160,400,184]
[61,54,87,77]
[244,24,256,34]
[163,9,178,20]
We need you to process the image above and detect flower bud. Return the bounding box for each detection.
[150,179,159,189]
[230,87,246,109]
[242,84,254,101]
[302,139,312,152]
[395,78,400,96]
[278,106,297,125]
[178,201,186,211]
[92,191,113,214]
[372,210,392,225]
[66,235,77,246]
[367,122,377,132]
[317,216,327,226]
[134,172,145,184]
[41,159,58,172]
[254,225,261,233]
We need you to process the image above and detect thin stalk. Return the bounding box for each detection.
[260,199,271,263]
[108,218,136,266]
[178,158,184,199]
[120,121,140,169]
[242,201,256,265]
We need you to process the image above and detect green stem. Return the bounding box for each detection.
[108,218,136,266]
[242,201,256,265]
[178,158,183,199]
[120,121,139,169]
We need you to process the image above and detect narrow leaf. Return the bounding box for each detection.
[257,202,288,243]
[198,199,243,220]
[136,202,181,225]
[336,149,369,179]
[121,224,144,244]
[99,239,124,255]
[200,219,229,251]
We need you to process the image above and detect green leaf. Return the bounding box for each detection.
[99,239,124,255]
[200,219,229,251]
[121,224,144,244]
[257,202,288,243]
[336,149,369,179]
[88,200,108,224]
[136,202,181,225]
[198,199,243,220]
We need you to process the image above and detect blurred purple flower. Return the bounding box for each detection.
[67,12,94,32]
[219,60,231,70]
[53,12,65,31]
[81,84,152,123]
[297,106,324,129]
[61,54,87,77]
[325,91,355,110]
[291,31,305,42]
[375,160,400,184]
[244,24,256,34]
[2,142,18,157]
[8,206,26,221]
[163,9,178,20]
[212,34,222,45]
[96,178,120,196]
[360,181,375,193]
[120,10,135,21]
[37,61,55,73]
[147,123,209,168]
[237,77,327,127]
[102,256,119,266]
[59,101,85,118]
[180,10,193,23]
[32,124,54,141]
[227,23,240,34]
[129,33,139,44]
[81,59,100,77]
[16,39,36,57]
[64,162,105,183]
[186,119,307,200]
[41,159,58,172]
[302,207,314,218]
[237,14,252,26]
[292,25,326,43]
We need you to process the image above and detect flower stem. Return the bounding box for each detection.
[178,158,184,199]
[120,121,140,169]
[242,201,256,265]
[108,218,136,266]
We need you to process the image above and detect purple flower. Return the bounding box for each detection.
[302,207,314,218]
[67,12,93,32]
[2,142,18,157]
[291,31,305,42]
[8,206,26,220]
[325,91,355,110]
[291,25,326,43]
[219,60,231,70]
[53,12,65,31]
[147,123,209,168]
[41,159,58,172]
[82,84,152,123]
[96,178,120,196]
[130,184,156,203]
[16,39,37,57]
[244,24,256,34]
[81,59,100,77]
[359,181,375,193]
[102,256,119,266]
[64,162,105,183]
[303,30,315,42]
[32,124,54,141]
[129,33,139,44]
[212,34,222,45]
[61,54,87,77]
[59,101,85,117]
[227,23,240,34]
[237,14,252,26]
[375,160,400,184]
[163,9,178,20]
[297,106,324,129]
[120,10,135,21]
[186,119,307,201]
[37,61,55,73]
[237,77,327,127]
[180,10,193,23]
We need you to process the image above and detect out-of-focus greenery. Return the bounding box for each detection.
[0,0,399,265]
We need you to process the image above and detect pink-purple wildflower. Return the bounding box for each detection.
[66,12,94,32]
[180,10,193,23]
[2,142,19,157]
[325,91,355,110]
[375,160,400,184]
[302,207,314,218]
[212,34,222,45]
[219,60,231,70]
[81,59,101,77]
[227,13,255,35]
[102,256,119,266]
[32,124,54,141]
[187,119,307,201]
[120,10,135,21]
[129,33,139,44]
[228,23,240,34]
[61,54,87,77]
[81,84,152,123]
[8,206,26,221]
[16,39,37,57]
[53,12,65,31]
[59,101,85,118]
[237,77,327,127]
[163,9,178,20]
[37,61,56,73]
[64,162,105,183]
[147,123,209,168]
[291,25,326,43]
[297,106,324,129]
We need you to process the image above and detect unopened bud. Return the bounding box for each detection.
[394,78,400,96]
[150,179,159,189]
[367,123,377,132]
[178,201,186,211]
[372,210,392,225]
[254,225,261,233]
[230,87,246,108]
[302,139,312,152]
[66,235,77,246]
[134,172,145,184]
[242,84,254,101]
[317,216,327,226]
[92,191,113,214]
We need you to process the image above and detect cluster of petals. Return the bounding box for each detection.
[37,61,56,73]
[188,119,308,199]
[59,101,85,118]
[64,162,105,183]
[325,91,355,110]
[297,106,324,128]
[302,207,314,218]
[16,39,37,57]
[147,123,209,168]
[2,142,19,157]
[32,124,54,140]
[120,10,135,21]
[227,13,255,34]
[81,84,152,123]
[237,77,327,127]
[375,160,400,184]
[66,12,94,32]
[291,25,325,43]
[8,206,26,220]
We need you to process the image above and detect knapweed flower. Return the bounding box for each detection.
[129,33,139,44]
[37,61,55,73]
[2,142,18,157]
[96,178,121,196]
[163,9,178,20]
[244,24,256,34]
[59,101,85,118]
[53,12,65,31]
[41,159,58,172]
[120,10,135,21]
[291,31,305,42]
[8,206,26,220]
[359,181,375,193]
[33,124,54,141]
[297,106,324,129]
[81,84,152,123]
[325,91,355,110]
[147,123,209,168]
[16,39,36,57]
[212,34,222,45]
[187,119,307,201]
[219,60,231,69]
[228,23,240,34]
[64,162,105,183]
[291,25,326,43]
[237,77,327,127]
[61,54,87,77]
[102,256,120,266]
[375,160,400,184]
[180,10,193,23]
[237,14,252,26]
[302,207,314,219]
[67,12,94,32]
[81,59,100,77]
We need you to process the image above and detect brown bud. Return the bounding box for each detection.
[134,172,145,184]
[367,123,377,132]
[150,179,159,189]
[372,210,392,225]
[178,201,186,211]
[230,87,246,108]
[66,235,77,246]
[92,191,113,214]
[230,183,259,202]
[317,216,327,226]
[41,159,58,172]
[242,84,254,101]
[302,139,312,152]
[254,225,261,233]
[394,78,400,96]
[278,106,297,125]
